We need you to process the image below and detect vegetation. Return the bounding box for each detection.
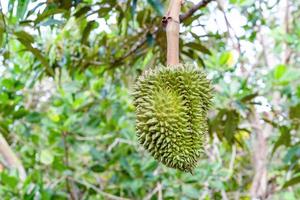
[0,0,300,199]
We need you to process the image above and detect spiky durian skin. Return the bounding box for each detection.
[133,63,212,172]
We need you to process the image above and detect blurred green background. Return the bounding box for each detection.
[0,0,300,199]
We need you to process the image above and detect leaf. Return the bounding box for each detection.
[74,5,91,18]
[240,92,258,103]
[147,0,164,16]
[289,104,300,121]
[273,64,287,80]
[81,21,97,44]
[0,12,4,46]
[211,109,240,144]
[35,8,66,25]
[283,176,300,188]
[13,30,34,44]
[279,68,300,84]
[98,7,111,18]
[16,0,29,20]
[90,164,106,173]
[283,146,300,164]
[220,51,233,66]
[224,110,239,144]
[1,173,19,188]
[186,42,212,55]
[40,150,54,165]
[271,126,291,156]
[26,112,42,123]
[14,34,54,75]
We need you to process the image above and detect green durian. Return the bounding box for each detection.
[133,63,213,172]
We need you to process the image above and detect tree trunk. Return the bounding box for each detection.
[0,133,26,180]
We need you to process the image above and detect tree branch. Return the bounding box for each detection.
[62,131,79,200]
[72,178,131,200]
[0,133,26,180]
[109,0,213,69]
[179,0,214,22]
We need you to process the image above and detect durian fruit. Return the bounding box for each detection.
[133,63,212,172]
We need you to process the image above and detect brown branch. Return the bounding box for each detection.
[143,183,163,200]
[179,0,214,22]
[62,131,78,200]
[110,28,159,67]
[72,178,132,200]
[283,0,291,64]
[109,0,213,69]
[0,133,27,180]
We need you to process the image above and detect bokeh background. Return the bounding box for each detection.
[0,0,300,199]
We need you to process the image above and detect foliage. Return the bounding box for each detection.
[0,0,300,199]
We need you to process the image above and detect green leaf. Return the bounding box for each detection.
[14,30,34,44]
[273,64,287,80]
[1,173,19,188]
[224,110,239,144]
[0,93,9,103]
[26,112,42,123]
[1,78,15,90]
[289,104,300,121]
[186,42,211,55]
[295,85,300,98]
[90,164,106,173]
[0,13,4,46]
[283,146,300,164]
[147,0,164,16]
[15,35,54,75]
[283,176,300,188]
[271,126,291,156]
[81,21,97,44]
[220,51,231,65]
[240,92,258,103]
[16,0,29,20]
[279,68,300,84]
[98,7,111,18]
[40,150,54,165]
[74,5,91,18]
[35,8,66,25]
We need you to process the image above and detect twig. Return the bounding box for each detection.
[283,0,291,64]
[72,178,132,200]
[179,0,214,22]
[226,144,236,180]
[107,138,136,152]
[62,131,78,200]
[75,134,114,141]
[143,182,163,200]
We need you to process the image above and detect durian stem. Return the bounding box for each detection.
[166,0,183,65]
